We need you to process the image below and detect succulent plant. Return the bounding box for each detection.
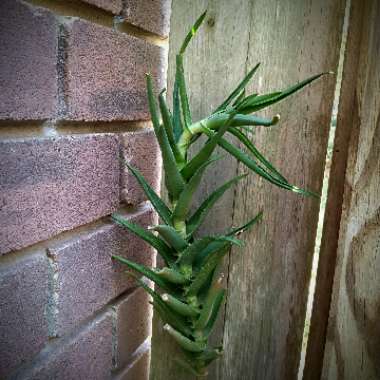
[112,11,325,376]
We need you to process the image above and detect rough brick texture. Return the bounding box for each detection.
[63,19,166,121]
[120,350,150,380]
[0,0,58,120]
[113,288,152,370]
[19,313,113,380]
[123,0,171,37]
[120,129,161,204]
[82,0,122,14]
[0,252,49,378]
[0,134,119,255]
[48,206,156,336]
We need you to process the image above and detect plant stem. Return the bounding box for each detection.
[177,113,279,157]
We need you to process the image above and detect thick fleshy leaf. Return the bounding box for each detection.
[187,174,248,235]
[194,277,224,330]
[112,255,177,294]
[112,214,175,266]
[227,127,288,183]
[156,267,189,285]
[179,10,207,54]
[214,63,261,113]
[180,114,235,180]
[228,211,263,236]
[172,156,220,224]
[146,75,185,200]
[186,247,228,296]
[164,324,206,353]
[124,163,172,226]
[131,275,192,337]
[158,90,184,163]
[203,289,225,337]
[201,127,319,197]
[177,237,215,270]
[172,78,183,141]
[152,225,188,252]
[176,54,192,132]
[158,125,186,200]
[162,293,200,318]
[236,73,328,114]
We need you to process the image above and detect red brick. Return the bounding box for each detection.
[81,0,122,14]
[63,19,166,121]
[48,205,156,336]
[122,0,171,37]
[120,349,150,380]
[22,313,113,380]
[0,252,49,378]
[113,288,152,370]
[0,134,119,255]
[0,0,57,120]
[120,129,162,205]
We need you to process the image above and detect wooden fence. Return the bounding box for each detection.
[150,1,379,379]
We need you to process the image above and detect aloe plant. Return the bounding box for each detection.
[112,11,326,376]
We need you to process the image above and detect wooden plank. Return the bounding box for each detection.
[303,1,365,378]
[321,1,380,379]
[150,1,253,379]
[220,1,346,379]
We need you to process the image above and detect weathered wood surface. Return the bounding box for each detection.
[222,1,345,379]
[303,1,362,378]
[150,1,346,379]
[321,1,380,379]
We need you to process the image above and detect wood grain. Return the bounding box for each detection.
[321,1,380,379]
[303,1,364,378]
[221,1,345,379]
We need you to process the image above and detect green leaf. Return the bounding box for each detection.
[130,274,192,337]
[194,277,224,330]
[214,63,261,113]
[186,247,228,297]
[227,127,288,183]
[151,225,188,252]
[179,10,207,54]
[177,237,215,270]
[112,214,175,266]
[162,293,200,318]
[180,113,235,181]
[124,163,173,226]
[112,255,177,294]
[203,289,225,337]
[228,211,263,236]
[176,54,192,132]
[236,72,328,114]
[172,78,183,141]
[187,174,248,235]
[158,125,186,200]
[164,324,206,353]
[146,75,185,200]
[155,267,189,285]
[158,90,184,163]
[201,127,319,197]
[173,156,220,224]
[192,347,223,366]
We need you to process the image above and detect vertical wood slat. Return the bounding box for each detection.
[319,1,380,379]
[150,1,253,378]
[150,1,346,379]
[221,1,345,379]
[303,1,365,378]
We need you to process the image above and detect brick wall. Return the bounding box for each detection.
[0,1,170,379]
